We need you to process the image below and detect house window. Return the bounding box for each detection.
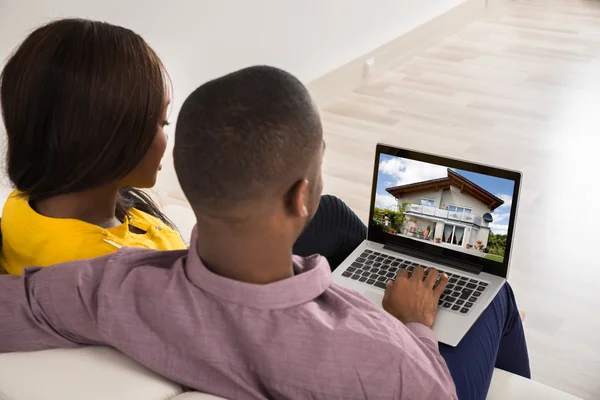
[442,224,465,246]
[420,198,435,207]
[448,205,471,214]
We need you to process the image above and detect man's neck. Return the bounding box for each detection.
[34,186,121,228]
[195,218,295,285]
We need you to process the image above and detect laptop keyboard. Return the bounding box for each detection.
[340,250,488,315]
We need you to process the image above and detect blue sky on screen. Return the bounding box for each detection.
[375,154,514,235]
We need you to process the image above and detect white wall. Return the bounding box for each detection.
[1,0,466,96]
[0,0,466,195]
[441,186,491,218]
[398,188,444,208]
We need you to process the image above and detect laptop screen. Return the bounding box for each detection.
[368,144,521,278]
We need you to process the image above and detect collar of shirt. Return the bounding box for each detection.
[184,227,332,310]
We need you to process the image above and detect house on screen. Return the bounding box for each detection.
[386,169,504,252]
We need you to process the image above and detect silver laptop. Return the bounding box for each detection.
[332,143,522,346]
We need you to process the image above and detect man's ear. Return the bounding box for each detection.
[285,179,310,218]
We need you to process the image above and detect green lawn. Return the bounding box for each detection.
[484,254,504,263]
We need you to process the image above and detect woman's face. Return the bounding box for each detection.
[119,103,169,189]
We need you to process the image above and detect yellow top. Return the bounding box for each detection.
[0,191,186,275]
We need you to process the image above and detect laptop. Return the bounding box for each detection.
[332,143,522,346]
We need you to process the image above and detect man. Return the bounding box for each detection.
[0,66,529,399]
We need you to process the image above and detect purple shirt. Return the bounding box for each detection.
[0,229,457,399]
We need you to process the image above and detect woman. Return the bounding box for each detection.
[0,19,366,276]
[0,19,183,275]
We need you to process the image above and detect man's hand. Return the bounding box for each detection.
[382,266,448,328]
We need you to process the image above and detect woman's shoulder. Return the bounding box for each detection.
[1,192,117,274]
[0,224,117,275]
[2,190,105,235]
[127,207,186,251]
[128,207,166,225]
[2,190,27,215]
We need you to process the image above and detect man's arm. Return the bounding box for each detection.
[381,267,458,399]
[399,322,458,399]
[0,256,114,352]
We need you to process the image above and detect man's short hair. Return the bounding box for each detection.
[174,66,322,212]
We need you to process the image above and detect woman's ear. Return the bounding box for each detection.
[285,179,310,218]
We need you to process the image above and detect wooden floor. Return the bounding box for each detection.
[320,1,600,399]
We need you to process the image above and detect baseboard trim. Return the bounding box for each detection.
[307,0,486,108]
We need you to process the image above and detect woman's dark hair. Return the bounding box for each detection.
[117,187,174,229]
[0,18,175,229]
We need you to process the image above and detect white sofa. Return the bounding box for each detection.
[0,198,582,400]
[0,346,581,400]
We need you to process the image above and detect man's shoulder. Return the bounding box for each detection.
[111,246,188,268]
[39,247,188,289]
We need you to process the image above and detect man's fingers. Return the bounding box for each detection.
[433,273,449,297]
[383,277,395,293]
[396,269,409,279]
[424,268,438,289]
[412,266,425,280]
[382,278,396,305]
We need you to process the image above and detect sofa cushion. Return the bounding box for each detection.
[0,347,183,400]
[486,368,580,400]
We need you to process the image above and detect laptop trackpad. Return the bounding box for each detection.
[362,289,384,306]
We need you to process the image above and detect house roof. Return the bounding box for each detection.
[386,169,505,211]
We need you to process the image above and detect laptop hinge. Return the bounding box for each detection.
[383,242,483,275]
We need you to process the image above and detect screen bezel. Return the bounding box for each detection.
[367,143,521,278]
